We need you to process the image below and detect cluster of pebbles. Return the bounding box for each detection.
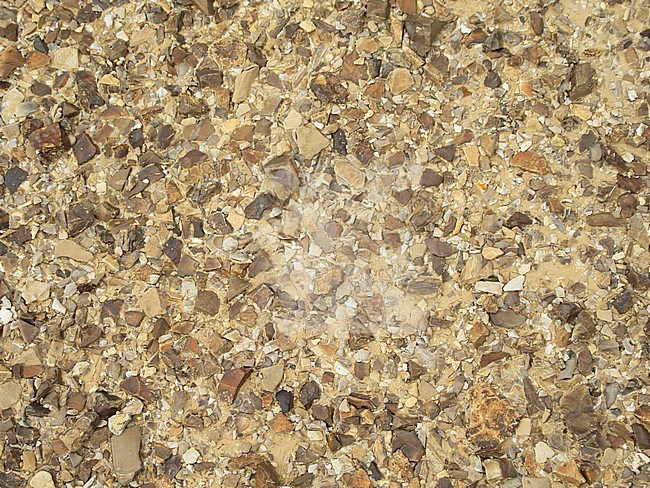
[0,0,649,486]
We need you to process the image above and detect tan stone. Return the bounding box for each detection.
[138,287,164,317]
[334,160,365,188]
[387,67,415,95]
[510,151,549,174]
[295,124,329,159]
[54,240,93,262]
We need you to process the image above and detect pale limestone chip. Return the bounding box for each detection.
[130,26,156,46]
[0,381,22,410]
[233,66,260,103]
[54,240,93,262]
[334,160,365,188]
[387,67,414,95]
[29,471,55,488]
[481,247,503,260]
[283,109,303,130]
[138,287,164,317]
[22,280,50,304]
[51,46,78,70]
[260,362,284,391]
[295,124,329,159]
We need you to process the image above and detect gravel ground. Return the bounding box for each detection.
[0,0,649,486]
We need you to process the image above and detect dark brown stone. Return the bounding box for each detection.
[405,15,445,57]
[530,12,544,35]
[194,290,220,316]
[76,70,105,109]
[73,133,98,164]
[299,381,321,410]
[120,376,155,402]
[586,212,626,227]
[420,168,443,187]
[310,72,348,104]
[0,46,25,79]
[3,167,27,193]
[435,145,456,162]
[392,430,425,462]
[67,202,95,236]
[569,63,597,100]
[484,71,501,88]
[245,193,276,220]
[28,123,67,151]
[218,368,251,403]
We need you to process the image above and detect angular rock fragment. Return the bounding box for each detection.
[405,16,445,57]
[264,153,300,201]
[76,70,106,109]
[569,63,597,100]
[366,0,389,19]
[296,124,329,159]
[276,390,294,413]
[245,193,276,220]
[310,72,348,104]
[111,427,142,484]
[387,67,414,95]
[468,383,520,453]
[510,151,548,174]
[0,46,24,79]
[586,212,626,227]
[489,310,525,328]
[299,380,321,409]
[28,123,67,152]
[392,430,425,462]
[67,202,95,236]
[194,290,220,316]
[73,133,98,164]
[218,368,251,403]
[4,167,27,193]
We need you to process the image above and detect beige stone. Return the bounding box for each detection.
[54,240,93,262]
[138,287,164,317]
[334,160,365,188]
[387,67,414,95]
[233,66,259,103]
[295,124,329,159]
[0,381,22,410]
[29,471,55,488]
[51,47,78,70]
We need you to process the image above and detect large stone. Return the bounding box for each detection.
[296,124,329,159]
[111,427,142,484]
[467,383,520,453]
[0,381,22,410]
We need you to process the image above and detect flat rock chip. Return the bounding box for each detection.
[392,430,425,462]
[505,211,533,228]
[0,46,25,79]
[367,0,389,19]
[276,390,294,413]
[510,151,548,174]
[489,310,525,328]
[111,427,142,484]
[0,381,22,410]
[387,67,415,95]
[260,363,284,392]
[420,168,443,187]
[264,153,301,201]
[468,383,520,452]
[138,288,164,318]
[425,237,456,257]
[586,212,626,227]
[296,124,330,159]
[29,471,55,488]
[569,63,597,100]
[530,11,544,35]
[29,123,66,151]
[405,16,445,57]
[299,380,321,409]
[73,133,98,164]
[67,202,94,236]
[4,166,27,193]
[219,368,251,403]
[194,290,221,316]
[335,159,365,188]
[245,193,276,219]
[310,72,348,103]
[54,240,93,262]
[559,384,598,437]
[436,145,456,162]
[76,70,105,109]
